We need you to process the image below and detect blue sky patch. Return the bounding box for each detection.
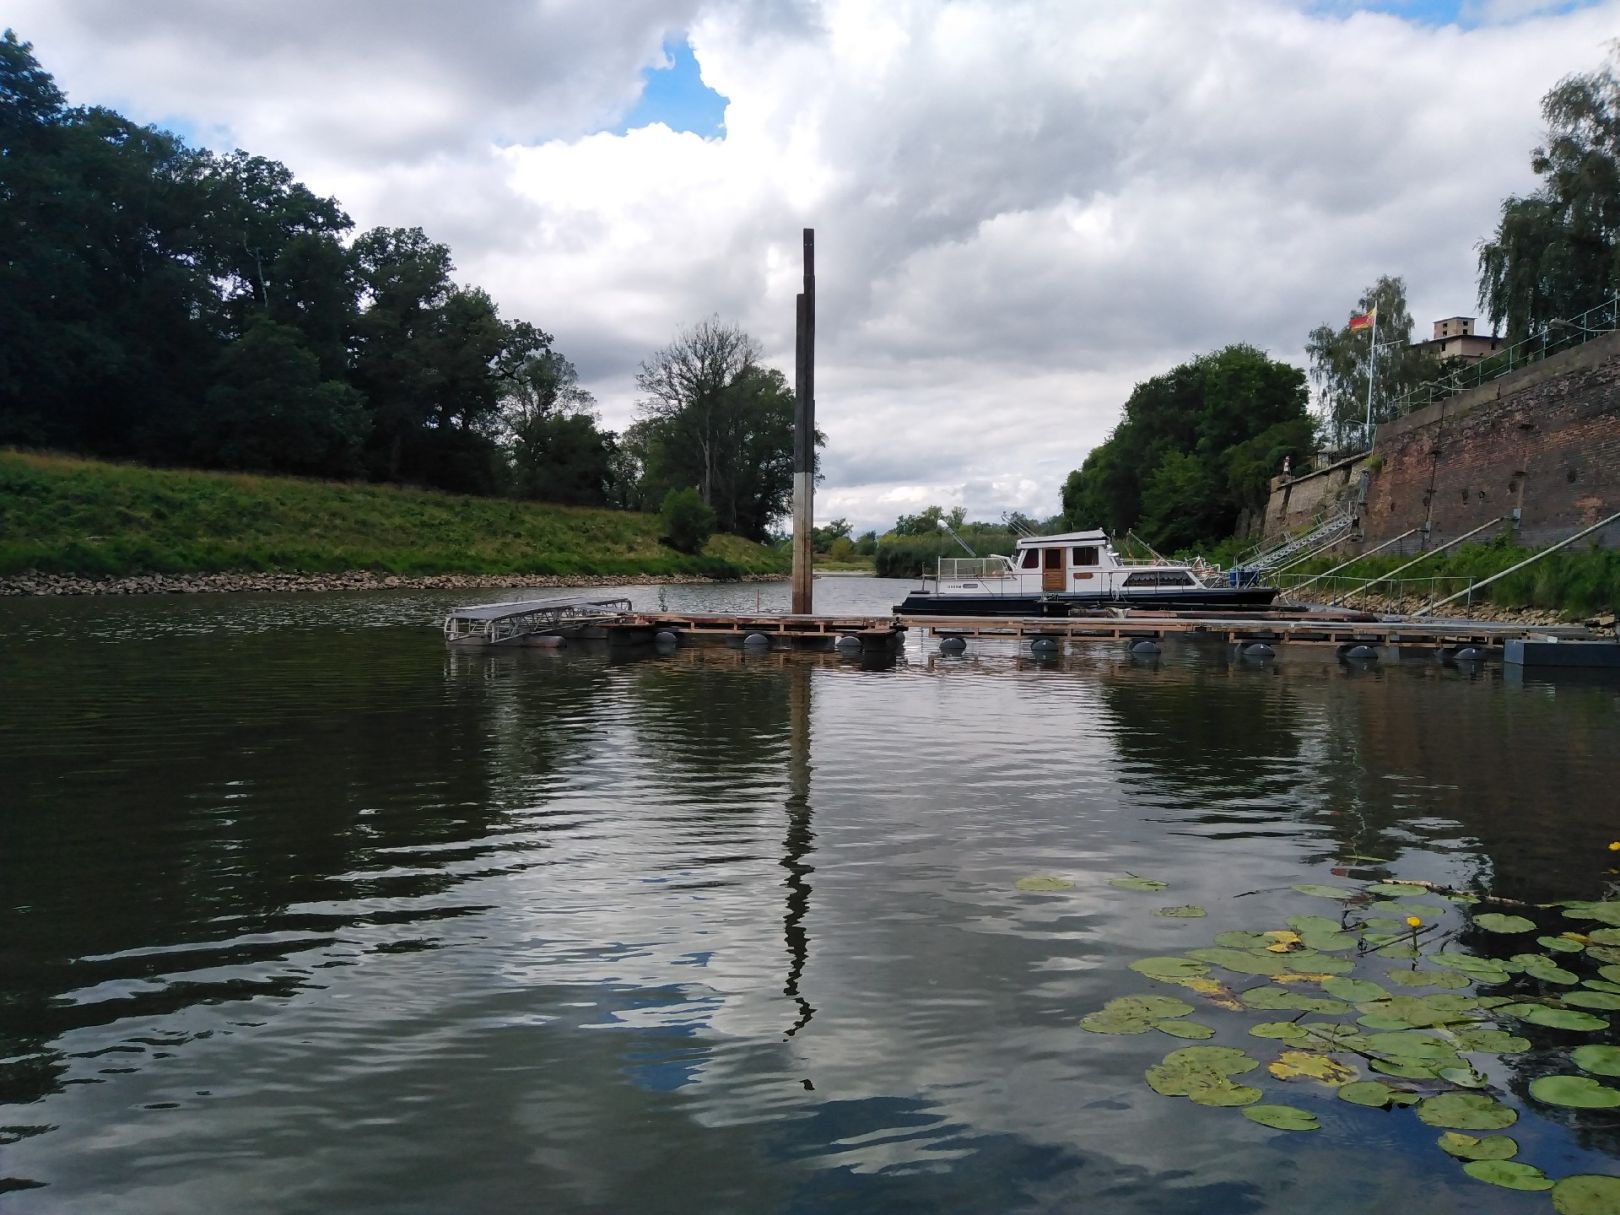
[1321,0,1599,27]
[617,38,727,138]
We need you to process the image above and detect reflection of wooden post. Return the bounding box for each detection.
[782,659,814,1037]
[792,229,815,615]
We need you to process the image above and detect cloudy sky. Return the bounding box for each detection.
[9,0,1615,532]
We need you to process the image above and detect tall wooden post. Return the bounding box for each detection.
[791,228,815,615]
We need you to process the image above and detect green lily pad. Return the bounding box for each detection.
[1530,1075,1620,1109]
[1449,1027,1530,1054]
[1110,875,1168,892]
[1187,947,1293,977]
[1564,902,1620,927]
[1241,986,1349,1014]
[1188,1079,1263,1107]
[1416,1092,1517,1130]
[1432,953,1513,984]
[1552,1174,1620,1215]
[1156,1020,1216,1040]
[1299,1023,1367,1051]
[1338,1080,1418,1108]
[1249,1021,1312,1043]
[1473,912,1537,934]
[1293,884,1357,900]
[1438,1065,1488,1088]
[1357,993,1480,1028]
[1588,946,1620,965]
[1463,1160,1553,1191]
[1371,1057,1447,1079]
[1163,1045,1259,1075]
[1367,881,1431,896]
[1388,969,1470,990]
[1364,1030,1461,1061]
[1129,956,1212,981]
[1542,935,1588,953]
[1508,1004,1610,1032]
[1323,977,1388,1003]
[1082,994,1197,1034]
[1242,1104,1319,1131]
[1511,954,1580,984]
[1573,1045,1620,1078]
[1437,1131,1518,1161]
[1567,991,1620,1010]
[1602,964,1620,984]
[1214,930,1275,950]
[1156,905,1206,918]
[1015,875,1075,892]
[1588,929,1620,946]
[1585,980,1620,995]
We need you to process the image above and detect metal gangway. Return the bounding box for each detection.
[443,595,633,645]
[1237,506,1356,575]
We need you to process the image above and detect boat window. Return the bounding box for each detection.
[1043,549,1062,570]
[1123,571,1196,587]
[1071,545,1098,567]
[1020,549,1040,570]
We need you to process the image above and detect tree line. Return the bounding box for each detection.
[1060,51,1620,552]
[0,32,807,541]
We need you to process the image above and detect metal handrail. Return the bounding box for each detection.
[1387,294,1619,421]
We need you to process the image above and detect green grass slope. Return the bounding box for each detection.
[0,451,789,579]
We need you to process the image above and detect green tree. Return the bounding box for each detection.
[1305,275,1435,448]
[1060,344,1311,549]
[812,517,852,552]
[633,322,807,540]
[191,318,367,477]
[1478,52,1620,341]
[660,487,715,554]
[893,505,944,535]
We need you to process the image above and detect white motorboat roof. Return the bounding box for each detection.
[1013,530,1109,548]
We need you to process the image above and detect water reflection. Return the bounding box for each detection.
[1,591,1618,1213]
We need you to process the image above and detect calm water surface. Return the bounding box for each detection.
[3,577,1619,1213]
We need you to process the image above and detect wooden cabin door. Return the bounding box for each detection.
[1042,548,1064,592]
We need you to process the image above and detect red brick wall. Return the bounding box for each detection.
[1354,332,1620,551]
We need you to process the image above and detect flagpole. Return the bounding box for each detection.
[1363,308,1379,449]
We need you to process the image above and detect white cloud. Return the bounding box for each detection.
[8,0,1616,533]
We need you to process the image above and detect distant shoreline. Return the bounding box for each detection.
[0,570,789,598]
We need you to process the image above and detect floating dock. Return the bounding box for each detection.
[444,598,1605,660]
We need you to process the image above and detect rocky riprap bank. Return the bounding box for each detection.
[0,571,784,597]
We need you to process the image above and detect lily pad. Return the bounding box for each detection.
[1188,1079,1264,1107]
[1370,1057,1448,1079]
[1511,953,1580,984]
[1432,953,1513,984]
[1567,991,1620,1011]
[1268,1050,1356,1085]
[1363,1030,1461,1062]
[1357,993,1480,1029]
[1507,1004,1610,1032]
[1130,956,1212,981]
[1298,1023,1367,1051]
[1249,1021,1312,1043]
[1573,1045,1620,1078]
[1188,947,1291,977]
[1564,902,1620,927]
[1214,931,1275,950]
[1014,875,1075,892]
[1602,964,1620,984]
[1588,929,1620,946]
[1156,905,1207,918]
[1242,1104,1319,1131]
[1323,977,1388,1003]
[1416,1092,1517,1130]
[1529,1075,1620,1109]
[1588,946,1620,965]
[1388,969,1470,990]
[1240,986,1349,1014]
[1542,935,1588,953]
[1156,1020,1216,1040]
[1552,1174,1620,1215]
[1293,883,1357,900]
[1437,1131,1518,1161]
[1449,1027,1530,1054]
[1338,1080,1418,1108]
[1473,912,1537,934]
[1462,1160,1554,1191]
[1146,1046,1262,1106]
[1082,994,1197,1034]
[1367,881,1431,896]
[1110,875,1168,892]
[1587,980,1620,995]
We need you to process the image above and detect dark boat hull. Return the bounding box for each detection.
[892,587,1280,616]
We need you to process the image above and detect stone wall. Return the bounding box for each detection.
[1262,453,1368,539]
[1263,330,1620,553]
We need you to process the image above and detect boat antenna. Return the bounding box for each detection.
[1125,528,1171,565]
[1000,510,1037,539]
[941,522,975,556]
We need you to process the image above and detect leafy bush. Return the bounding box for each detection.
[660,487,715,554]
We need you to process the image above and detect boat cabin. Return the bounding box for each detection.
[925,530,1206,601]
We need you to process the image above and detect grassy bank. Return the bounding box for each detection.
[1282,538,1620,617]
[0,451,789,579]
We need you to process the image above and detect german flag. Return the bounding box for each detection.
[1348,308,1376,332]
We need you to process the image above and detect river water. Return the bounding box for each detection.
[3,577,1619,1213]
